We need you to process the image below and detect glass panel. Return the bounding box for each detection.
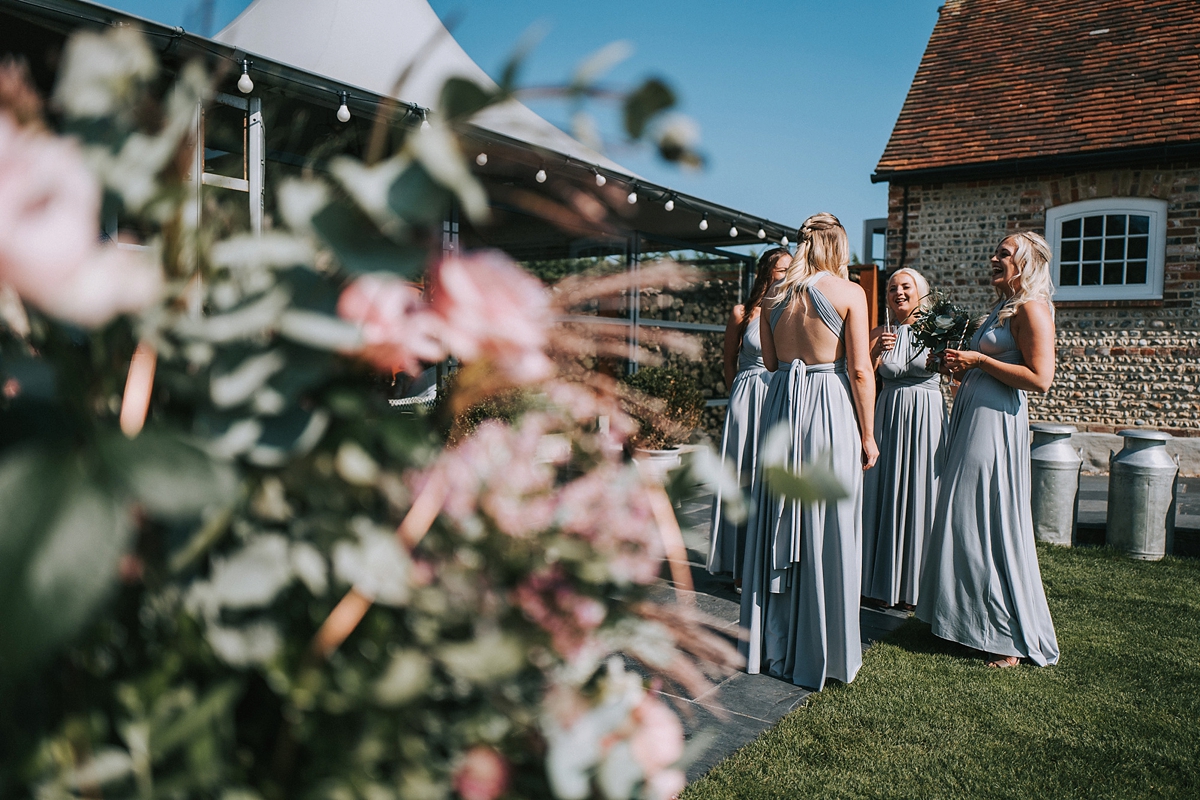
[1127,236,1148,259]
[1082,239,1103,260]
[1105,215,1126,236]
[1061,218,1081,238]
[1104,238,1125,260]
[1060,262,1079,285]
[1103,262,1125,284]
[1081,262,1102,285]
[1061,240,1080,262]
[1129,215,1150,235]
[1083,215,1104,237]
[1126,261,1147,284]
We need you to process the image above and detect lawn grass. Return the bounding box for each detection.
[683,545,1200,799]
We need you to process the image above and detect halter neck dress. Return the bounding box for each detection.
[861,324,947,607]
[707,314,772,578]
[916,301,1059,665]
[739,276,864,690]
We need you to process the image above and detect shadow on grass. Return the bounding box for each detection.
[881,616,984,662]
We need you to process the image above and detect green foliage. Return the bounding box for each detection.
[623,78,675,140]
[685,545,1200,800]
[622,366,704,450]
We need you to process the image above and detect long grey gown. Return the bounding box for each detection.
[739,278,863,690]
[708,317,771,577]
[861,324,946,607]
[916,302,1060,665]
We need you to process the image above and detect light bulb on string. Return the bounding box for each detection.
[536,168,547,183]
[781,234,790,246]
[699,213,709,231]
[237,60,254,94]
[729,225,739,238]
[664,196,675,212]
[627,187,638,204]
[757,227,767,240]
[594,170,606,187]
[336,92,351,123]
[476,153,488,166]
[420,109,431,131]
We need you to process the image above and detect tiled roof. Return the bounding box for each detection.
[875,0,1200,179]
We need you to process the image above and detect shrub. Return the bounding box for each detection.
[622,366,705,450]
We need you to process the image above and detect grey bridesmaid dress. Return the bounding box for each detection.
[916,302,1060,665]
[739,277,863,690]
[861,324,946,607]
[708,317,771,578]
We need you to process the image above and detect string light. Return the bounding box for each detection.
[699,213,708,231]
[757,227,767,239]
[420,109,431,131]
[781,234,790,246]
[336,92,351,123]
[593,169,606,187]
[237,59,253,94]
[535,168,547,183]
[663,196,675,212]
[729,224,739,238]
[475,153,488,166]
[627,186,638,204]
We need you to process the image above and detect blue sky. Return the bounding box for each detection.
[102,0,941,259]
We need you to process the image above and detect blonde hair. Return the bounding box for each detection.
[770,212,848,305]
[887,267,932,313]
[997,231,1055,322]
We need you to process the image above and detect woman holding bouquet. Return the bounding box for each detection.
[861,268,946,611]
[917,232,1060,668]
[708,248,791,583]
[740,213,877,690]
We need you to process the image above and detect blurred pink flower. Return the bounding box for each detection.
[630,695,684,775]
[514,567,607,659]
[452,746,510,800]
[0,111,161,327]
[645,769,686,800]
[337,273,446,375]
[556,464,664,585]
[428,250,553,384]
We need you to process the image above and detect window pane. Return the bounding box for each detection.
[1105,215,1126,236]
[1061,240,1080,261]
[1062,218,1082,238]
[1081,262,1102,285]
[1126,261,1147,284]
[1083,239,1103,260]
[1129,215,1150,235]
[1127,236,1148,259]
[1060,262,1079,285]
[1104,238,1125,260]
[1103,262,1125,284]
[1083,215,1104,237]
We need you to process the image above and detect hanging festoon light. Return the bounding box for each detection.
[699,212,709,231]
[781,234,790,246]
[420,109,431,131]
[627,185,638,204]
[475,152,488,166]
[729,223,739,238]
[757,227,767,240]
[237,59,254,94]
[336,92,351,123]
[663,195,675,212]
[593,169,606,187]
[535,167,547,183]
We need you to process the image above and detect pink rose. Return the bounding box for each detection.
[428,250,553,384]
[452,746,509,800]
[0,112,160,327]
[337,273,446,375]
[631,695,684,775]
[645,769,686,800]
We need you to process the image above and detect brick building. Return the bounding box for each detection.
[873,0,1200,439]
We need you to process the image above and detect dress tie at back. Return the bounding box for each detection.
[769,281,845,339]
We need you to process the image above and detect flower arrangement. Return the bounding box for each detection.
[0,27,752,800]
[621,366,705,451]
[909,291,981,360]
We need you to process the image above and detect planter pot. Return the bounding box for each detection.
[632,447,682,482]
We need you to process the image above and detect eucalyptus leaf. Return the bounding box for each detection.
[438,77,496,122]
[100,430,238,519]
[149,681,242,762]
[311,200,427,277]
[763,462,848,504]
[388,161,452,227]
[623,78,674,140]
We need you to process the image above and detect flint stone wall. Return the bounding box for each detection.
[886,163,1200,439]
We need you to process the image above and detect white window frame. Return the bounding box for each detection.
[1045,197,1167,301]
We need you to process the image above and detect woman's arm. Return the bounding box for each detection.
[868,325,894,370]
[942,300,1056,392]
[722,305,746,389]
[759,299,778,373]
[843,285,879,470]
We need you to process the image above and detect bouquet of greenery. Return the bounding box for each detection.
[909,291,980,361]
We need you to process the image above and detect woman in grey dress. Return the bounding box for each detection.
[740,213,877,690]
[708,248,791,583]
[861,268,946,611]
[917,231,1060,668]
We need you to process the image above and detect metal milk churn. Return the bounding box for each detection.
[1029,423,1081,546]
[1106,430,1178,561]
